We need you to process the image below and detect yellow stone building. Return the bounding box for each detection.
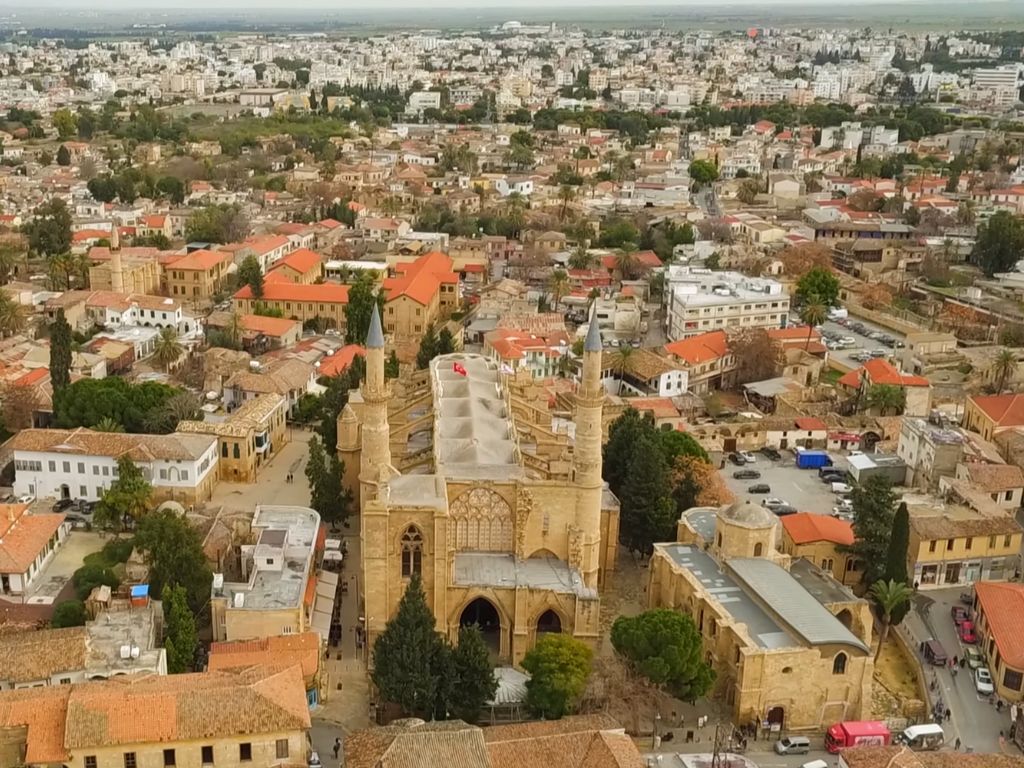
[650,501,874,733]
[340,308,618,664]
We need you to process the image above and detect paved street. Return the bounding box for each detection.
[209,427,318,512]
[904,586,1014,753]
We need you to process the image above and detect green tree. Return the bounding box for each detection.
[305,436,352,531]
[134,509,212,613]
[619,433,676,555]
[87,175,118,204]
[866,383,906,415]
[156,176,186,204]
[152,327,184,371]
[795,266,840,307]
[24,199,72,256]
[72,562,120,600]
[688,159,719,186]
[973,211,1024,278]
[0,292,27,337]
[548,268,570,306]
[656,428,709,464]
[315,360,363,451]
[385,350,400,379]
[736,178,760,204]
[799,299,828,350]
[844,476,898,586]
[162,584,198,674]
[343,272,384,344]
[990,348,1017,393]
[869,579,914,661]
[237,254,264,299]
[95,456,153,533]
[371,574,444,718]
[52,107,78,139]
[56,144,71,166]
[883,502,911,625]
[185,204,249,244]
[610,609,716,701]
[416,324,439,369]
[437,327,456,355]
[450,624,498,723]
[49,309,72,391]
[603,408,653,495]
[93,416,123,432]
[521,633,592,719]
[51,600,87,628]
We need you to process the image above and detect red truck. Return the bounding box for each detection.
[825,721,892,753]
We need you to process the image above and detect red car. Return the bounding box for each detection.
[952,606,969,625]
[959,620,977,644]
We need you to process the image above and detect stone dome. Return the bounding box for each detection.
[718,499,776,529]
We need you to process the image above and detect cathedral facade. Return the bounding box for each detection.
[339,309,618,664]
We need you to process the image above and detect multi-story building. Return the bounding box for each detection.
[663,267,789,340]
[663,330,734,394]
[210,506,333,643]
[232,283,350,330]
[484,328,568,380]
[907,499,1022,588]
[8,429,219,505]
[177,394,288,484]
[222,360,315,418]
[166,249,233,305]
[973,581,1024,702]
[0,665,311,768]
[963,393,1024,442]
[266,249,323,285]
[897,417,965,490]
[381,251,459,342]
[837,358,932,418]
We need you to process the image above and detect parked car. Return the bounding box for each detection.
[739,451,756,463]
[52,498,74,512]
[951,605,969,625]
[16,495,34,504]
[975,667,995,695]
[748,483,771,494]
[851,352,873,362]
[65,512,92,530]
[772,505,798,516]
[729,453,747,466]
[964,646,984,669]
[959,621,977,644]
[960,590,974,605]
[733,469,761,480]
[870,348,889,357]
[308,752,322,768]
[835,498,854,512]
[831,482,853,495]
[762,497,788,510]
[760,447,782,460]
[820,471,846,483]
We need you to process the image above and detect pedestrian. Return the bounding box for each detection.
[960,657,966,669]
[333,738,341,759]
[953,655,959,667]
[946,709,952,722]
[955,737,961,751]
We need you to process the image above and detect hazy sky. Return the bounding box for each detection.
[5,0,965,8]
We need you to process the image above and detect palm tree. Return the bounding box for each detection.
[799,299,827,351]
[558,184,576,221]
[548,269,570,309]
[153,327,184,371]
[93,416,124,432]
[866,383,907,416]
[869,579,914,661]
[990,347,1017,393]
[0,241,25,285]
[505,193,527,238]
[615,247,641,281]
[569,244,594,270]
[47,252,76,290]
[0,293,27,338]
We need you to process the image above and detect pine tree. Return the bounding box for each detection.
[437,327,456,355]
[56,144,71,166]
[619,433,676,556]
[416,324,439,369]
[385,350,400,379]
[450,625,498,723]
[162,584,198,674]
[49,309,72,391]
[882,502,912,625]
[371,574,443,717]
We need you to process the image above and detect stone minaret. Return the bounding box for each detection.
[573,320,604,589]
[358,304,391,508]
[109,223,124,294]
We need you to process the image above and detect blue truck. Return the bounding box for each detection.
[795,449,833,469]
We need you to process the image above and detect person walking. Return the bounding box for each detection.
[333,739,341,759]
[946,709,952,722]
[955,737,961,751]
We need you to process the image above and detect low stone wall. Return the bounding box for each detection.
[846,301,930,336]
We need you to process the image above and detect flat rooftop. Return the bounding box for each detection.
[218,505,320,612]
[385,475,448,509]
[431,354,524,481]
[789,557,860,606]
[682,507,718,542]
[86,605,163,675]
[453,552,596,599]
[656,544,795,650]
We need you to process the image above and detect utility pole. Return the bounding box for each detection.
[710,723,728,768]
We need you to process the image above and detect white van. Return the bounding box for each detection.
[896,723,944,751]
[800,761,828,768]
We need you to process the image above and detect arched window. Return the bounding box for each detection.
[832,652,847,675]
[753,542,763,557]
[401,527,423,578]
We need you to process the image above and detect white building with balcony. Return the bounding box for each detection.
[664,267,790,340]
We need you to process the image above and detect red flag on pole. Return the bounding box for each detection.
[453,362,467,376]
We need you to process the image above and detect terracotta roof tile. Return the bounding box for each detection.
[234,282,349,304]
[781,513,854,546]
[383,251,457,306]
[966,463,1024,492]
[270,248,322,276]
[208,633,320,682]
[168,249,231,271]
[0,508,66,573]
[664,330,729,365]
[976,582,1024,670]
[0,686,72,763]
[841,745,1024,768]
[970,393,1024,428]
[0,627,88,684]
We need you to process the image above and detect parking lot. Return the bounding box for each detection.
[721,450,854,517]
[819,317,906,369]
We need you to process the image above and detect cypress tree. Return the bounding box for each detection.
[882,501,912,624]
[450,625,498,723]
[50,309,72,391]
[162,584,198,674]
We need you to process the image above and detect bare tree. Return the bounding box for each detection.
[579,655,673,736]
[1,383,39,432]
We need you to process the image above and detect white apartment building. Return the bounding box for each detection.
[664,267,790,340]
[406,90,442,115]
[9,429,219,505]
[972,64,1024,107]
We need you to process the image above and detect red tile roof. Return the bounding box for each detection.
[794,417,827,431]
[838,358,929,389]
[168,249,231,271]
[383,251,457,306]
[269,248,322,276]
[664,330,728,365]
[975,582,1024,669]
[319,345,366,378]
[781,513,854,546]
[969,393,1024,428]
[238,314,301,337]
[0,506,66,573]
[767,325,821,342]
[234,282,349,304]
